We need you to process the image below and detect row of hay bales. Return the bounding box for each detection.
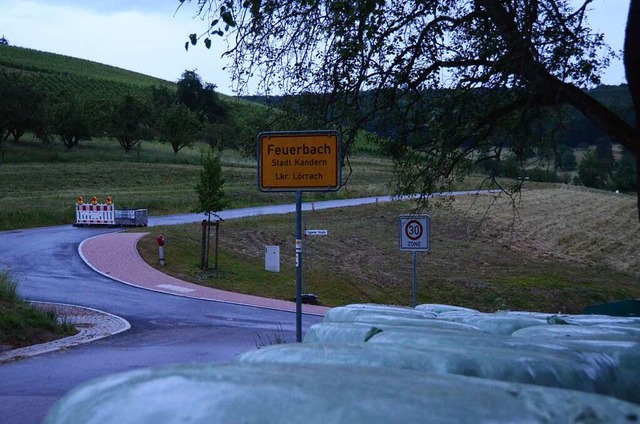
[46,303,640,423]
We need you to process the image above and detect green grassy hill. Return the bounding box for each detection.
[0,44,176,101]
[0,44,172,87]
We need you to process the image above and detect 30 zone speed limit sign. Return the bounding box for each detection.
[398,215,430,252]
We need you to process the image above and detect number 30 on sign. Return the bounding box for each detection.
[398,215,430,252]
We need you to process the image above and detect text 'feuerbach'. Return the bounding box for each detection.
[266,143,332,156]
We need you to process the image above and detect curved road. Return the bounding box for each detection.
[0,193,485,424]
[0,205,327,424]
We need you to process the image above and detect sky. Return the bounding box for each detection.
[0,0,630,95]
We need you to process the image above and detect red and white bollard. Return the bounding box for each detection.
[156,234,165,266]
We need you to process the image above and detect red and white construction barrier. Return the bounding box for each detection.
[76,203,115,225]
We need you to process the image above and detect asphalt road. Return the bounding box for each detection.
[0,192,490,424]
[0,219,320,424]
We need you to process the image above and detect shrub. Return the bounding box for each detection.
[0,271,18,302]
[527,168,558,183]
[578,149,611,189]
[0,270,77,346]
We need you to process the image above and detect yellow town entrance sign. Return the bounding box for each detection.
[258,131,341,192]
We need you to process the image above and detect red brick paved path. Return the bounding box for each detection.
[79,232,329,316]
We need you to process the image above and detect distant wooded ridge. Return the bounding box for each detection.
[242,84,635,150]
[1,43,632,151]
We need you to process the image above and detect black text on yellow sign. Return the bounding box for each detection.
[258,131,341,192]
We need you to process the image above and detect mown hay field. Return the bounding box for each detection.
[137,187,639,313]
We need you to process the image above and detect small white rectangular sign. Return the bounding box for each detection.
[305,229,328,236]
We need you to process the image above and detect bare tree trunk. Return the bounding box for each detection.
[205,215,211,269]
[200,219,207,269]
[214,221,220,272]
[624,0,640,221]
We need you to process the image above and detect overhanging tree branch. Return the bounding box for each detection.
[183,0,639,218]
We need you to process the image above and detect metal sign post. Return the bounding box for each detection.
[258,131,341,342]
[398,214,430,307]
[412,251,418,307]
[295,191,303,342]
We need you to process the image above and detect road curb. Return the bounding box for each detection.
[0,302,131,364]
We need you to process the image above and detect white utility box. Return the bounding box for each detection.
[265,246,280,273]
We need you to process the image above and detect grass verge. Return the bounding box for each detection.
[0,136,399,231]
[136,187,639,314]
[0,271,77,350]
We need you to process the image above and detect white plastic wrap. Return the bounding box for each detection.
[238,343,610,396]
[45,363,640,424]
[45,303,640,422]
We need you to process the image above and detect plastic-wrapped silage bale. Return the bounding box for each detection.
[303,320,482,344]
[303,323,381,343]
[437,313,549,335]
[364,327,622,393]
[352,314,484,332]
[238,342,609,396]
[44,363,640,424]
[415,304,479,315]
[322,304,436,323]
[553,314,640,327]
[546,339,640,404]
[512,324,640,341]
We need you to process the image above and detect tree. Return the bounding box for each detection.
[150,85,176,112]
[206,102,273,155]
[151,73,230,155]
[612,148,637,192]
[0,71,49,143]
[555,144,577,171]
[182,0,640,217]
[626,0,640,216]
[499,153,523,179]
[52,95,96,149]
[106,94,154,153]
[176,70,204,109]
[195,151,227,270]
[0,74,11,143]
[176,70,227,124]
[157,103,201,153]
[195,150,227,217]
[578,149,610,189]
[595,137,615,174]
